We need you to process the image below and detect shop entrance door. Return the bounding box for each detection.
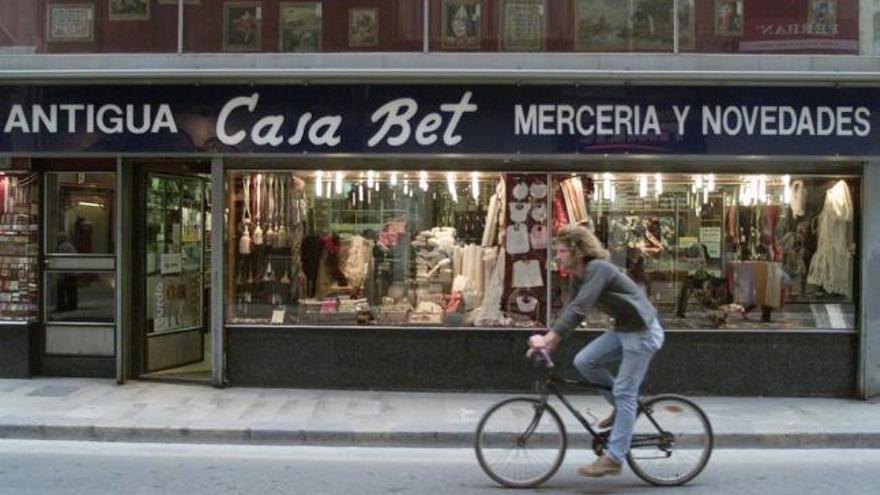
[140,172,210,378]
[42,172,117,363]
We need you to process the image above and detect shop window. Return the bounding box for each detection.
[549,173,858,332]
[225,170,552,328]
[0,173,39,322]
[224,168,858,332]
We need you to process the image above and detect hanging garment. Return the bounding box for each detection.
[512,259,543,288]
[509,202,530,223]
[530,224,548,250]
[506,224,530,255]
[481,192,499,247]
[530,180,547,199]
[340,235,373,292]
[552,192,568,232]
[512,181,529,200]
[515,293,539,313]
[530,202,547,222]
[807,180,853,297]
[790,180,806,218]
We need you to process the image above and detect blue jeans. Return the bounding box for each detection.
[572,319,664,464]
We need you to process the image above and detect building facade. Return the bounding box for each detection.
[0,0,879,399]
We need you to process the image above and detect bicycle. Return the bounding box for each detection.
[474,350,713,488]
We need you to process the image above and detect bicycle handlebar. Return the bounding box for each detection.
[538,349,555,368]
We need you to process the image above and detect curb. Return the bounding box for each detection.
[3,425,880,449]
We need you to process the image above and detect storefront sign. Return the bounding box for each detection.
[1,85,879,156]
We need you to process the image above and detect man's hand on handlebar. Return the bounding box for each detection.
[526,331,561,358]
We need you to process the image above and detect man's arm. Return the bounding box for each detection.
[549,262,611,338]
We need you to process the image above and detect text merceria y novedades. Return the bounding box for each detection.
[514,104,871,137]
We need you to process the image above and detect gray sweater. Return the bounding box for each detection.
[551,259,656,337]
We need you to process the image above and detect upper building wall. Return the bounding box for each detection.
[1,0,876,56]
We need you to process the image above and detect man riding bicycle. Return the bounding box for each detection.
[527,225,665,477]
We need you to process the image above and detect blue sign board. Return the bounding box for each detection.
[1,85,878,155]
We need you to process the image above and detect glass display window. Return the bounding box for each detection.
[225,169,553,328]
[224,166,858,332]
[548,172,859,332]
[0,173,39,322]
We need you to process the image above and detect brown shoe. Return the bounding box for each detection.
[578,455,622,478]
[598,410,615,429]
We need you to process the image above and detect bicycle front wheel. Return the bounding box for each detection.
[626,394,713,486]
[474,397,567,488]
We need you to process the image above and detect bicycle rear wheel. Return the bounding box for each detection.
[626,394,713,486]
[474,397,567,488]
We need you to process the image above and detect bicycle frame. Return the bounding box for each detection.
[528,368,670,453]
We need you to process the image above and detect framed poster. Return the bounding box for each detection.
[630,0,687,51]
[714,0,743,36]
[500,0,544,51]
[109,0,150,21]
[808,0,836,35]
[574,0,630,51]
[280,2,322,52]
[441,0,481,50]
[223,2,262,52]
[46,3,95,42]
[677,0,696,50]
[349,7,379,47]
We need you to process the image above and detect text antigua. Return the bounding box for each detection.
[514,104,871,137]
[2,103,177,134]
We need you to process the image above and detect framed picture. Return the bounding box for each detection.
[441,0,481,50]
[714,0,743,36]
[500,0,544,51]
[280,2,322,52]
[677,0,696,50]
[574,0,630,51]
[808,0,836,35]
[46,3,95,42]
[109,0,150,21]
[349,8,379,47]
[223,2,262,52]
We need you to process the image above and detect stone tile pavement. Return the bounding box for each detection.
[0,378,878,448]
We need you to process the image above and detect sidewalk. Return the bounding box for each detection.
[1,378,878,448]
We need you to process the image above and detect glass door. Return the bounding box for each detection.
[43,172,116,357]
[143,173,207,373]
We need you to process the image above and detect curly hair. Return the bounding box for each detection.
[555,224,610,263]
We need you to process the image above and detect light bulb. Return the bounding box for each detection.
[639,175,648,198]
[419,171,429,191]
[390,172,398,187]
[471,172,479,201]
[446,172,458,203]
[335,172,343,195]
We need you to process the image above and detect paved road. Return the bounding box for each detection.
[0,440,878,494]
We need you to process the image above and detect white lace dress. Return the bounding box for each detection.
[807,180,853,297]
